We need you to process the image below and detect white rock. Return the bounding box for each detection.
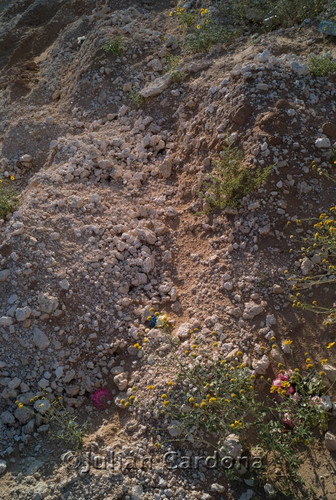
[211,483,225,493]
[223,434,242,459]
[34,399,51,415]
[8,377,21,389]
[323,364,336,382]
[33,327,50,350]
[321,395,333,411]
[15,306,31,322]
[140,75,170,98]
[143,256,155,274]
[315,137,331,149]
[1,411,15,425]
[0,460,6,476]
[167,420,182,437]
[131,484,144,500]
[20,154,33,163]
[59,279,69,290]
[176,323,192,339]
[118,105,129,117]
[253,355,270,375]
[243,302,264,320]
[325,431,336,451]
[149,58,162,72]
[291,61,309,76]
[300,256,314,275]
[135,227,157,245]
[272,284,283,294]
[113,372,128,391]
[0,270,10,281]
[264,483,276,496]
[37,292,59,314]
[0,316,12,327]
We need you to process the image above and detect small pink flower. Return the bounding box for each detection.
[310,396,323,406]
[292,392,301,402]
[283,412,295,428]
[91,388,113,410]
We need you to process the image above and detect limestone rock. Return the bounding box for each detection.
[16,306,32,322]
[139,75,170,98]
[325,431,336,451]
[243,302,264,320]
[37,292,59,314]
[32,328,50,350]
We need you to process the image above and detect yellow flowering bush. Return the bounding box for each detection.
[125,317,334,495]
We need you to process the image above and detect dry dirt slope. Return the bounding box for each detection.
[0,0,336,499]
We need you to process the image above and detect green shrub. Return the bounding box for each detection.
[16,394,86,450]
[127,87,145,108]
[103,36,124,56]
[170,6,237,54]
[165,53,185,83]
[308,52,336,77]
[198,143,272,212]
[273,0,328,27]
[0,176,18,219]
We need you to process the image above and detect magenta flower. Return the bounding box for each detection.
[91,388,113,410]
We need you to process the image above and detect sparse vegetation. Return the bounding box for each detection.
[16,395,86,450]
[0,176,18,220]
[170,6,237,54]
[125,315,332,497]
[103,36,124,56]
[197,143,272,212]
[127,87,145,108]
[308,52,336,77]
[165,53,185,83]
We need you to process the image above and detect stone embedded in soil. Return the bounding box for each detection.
[32,327,50,350]
[242,302,265,320]
[300,256,314,275]
[37,293,59,314]
[323,364,336,383]
[14,406,31,424]
[211,483,225,493]
[15,306,32,322]
[0,270,10,282]
[253,355,270,375]
[223,434,242,459]
[176,323,192,339]
[325,432,336,451]
[34,399,51,415]
[315,137,331,149]
[139,75,170,98]
[0,460,7,477]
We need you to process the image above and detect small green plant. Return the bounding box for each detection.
[165,53,185,83]
[103,36,124,56]
[198,143,272,212]
[0,176,18,219]
[308,52,336,77]
[127,87,145,108]
[16,394,86,450]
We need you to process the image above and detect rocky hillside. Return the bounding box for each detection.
[1,1,336,499]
